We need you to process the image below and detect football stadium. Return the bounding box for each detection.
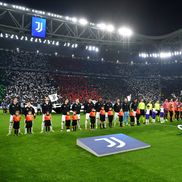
[0,1,182,182]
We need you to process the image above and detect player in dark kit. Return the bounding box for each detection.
[8,97,21,136]
[130,99,138,124]
[113,99,122,126]
[84,99,94,130]
[61,99,71,131]
[41,96,53,133]
[72,99,82,129]
[95,98,103,129]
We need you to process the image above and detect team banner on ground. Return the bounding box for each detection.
[77,133,151,157]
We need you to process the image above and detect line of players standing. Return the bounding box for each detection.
[6,96,182,135]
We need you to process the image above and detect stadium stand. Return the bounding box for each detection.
[0,49,181,104]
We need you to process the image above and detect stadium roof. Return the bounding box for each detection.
[0,1,182,49]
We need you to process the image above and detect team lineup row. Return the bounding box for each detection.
[6,97,182,135]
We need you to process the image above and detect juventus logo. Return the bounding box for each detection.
[95,137,126,148]
[35,21,43,32]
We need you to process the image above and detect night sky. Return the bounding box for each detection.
[4,0,182,36]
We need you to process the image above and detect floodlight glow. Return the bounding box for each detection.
[71,17,78,23]
[97,23,106,30]
[95,47,99,52]
[106,24,115,32]
[118,27,133,37]
[159,52,172,58]
[79,18,88,26]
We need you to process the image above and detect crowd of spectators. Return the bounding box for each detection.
[0,49,181,105]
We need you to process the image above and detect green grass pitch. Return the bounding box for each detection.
[0,110,182,182]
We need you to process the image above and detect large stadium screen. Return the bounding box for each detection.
[31,17,46,38]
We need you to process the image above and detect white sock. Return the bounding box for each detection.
[41,121,44,131]
[25,128,27,134]
[8,122,13,134]
[50,126,53,131]
[77,120,81,129]
[146,119,149,124]
[96,119,98,129]
[61,122,64,130]
[85,120,88,129]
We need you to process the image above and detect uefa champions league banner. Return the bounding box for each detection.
[77,133,151,157]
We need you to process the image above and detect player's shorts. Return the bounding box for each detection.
[100,115,105,122]
[108,115,113,122]
[62,115,66,122]
[86,113,90,120]
[65,120,71,126]
[133,111,136,117]
[90,117,96,124]
[119,116,123,122]
[72,120,77,126]
[45,120,51,126]
[105,112,108,118]
[130,116,135,123]
[13,122,20,129]
[26,121,32,128]
[146,114,150,120]
[140,109,145,116]
[160,112,164,118]
[77,114,80,120]
[152,114,156,119]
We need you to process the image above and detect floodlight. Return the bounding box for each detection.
[79,18,88,26]
[159,52,172,58]
[106,24,114,32]
[118,27,133,37]
[71,17,78,23]
[97,23,106,30]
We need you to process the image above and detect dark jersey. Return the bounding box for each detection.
[24,106,35,116]
[41,102,52,114]
[95,102,103,112]
[104,102,113,112]
[72,103,81,114]
[61,103,70,115]
[113,103,121,112]
[9,103,21,115]
[84,102,94,113]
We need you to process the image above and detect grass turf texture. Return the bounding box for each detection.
[0,110,182,182]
